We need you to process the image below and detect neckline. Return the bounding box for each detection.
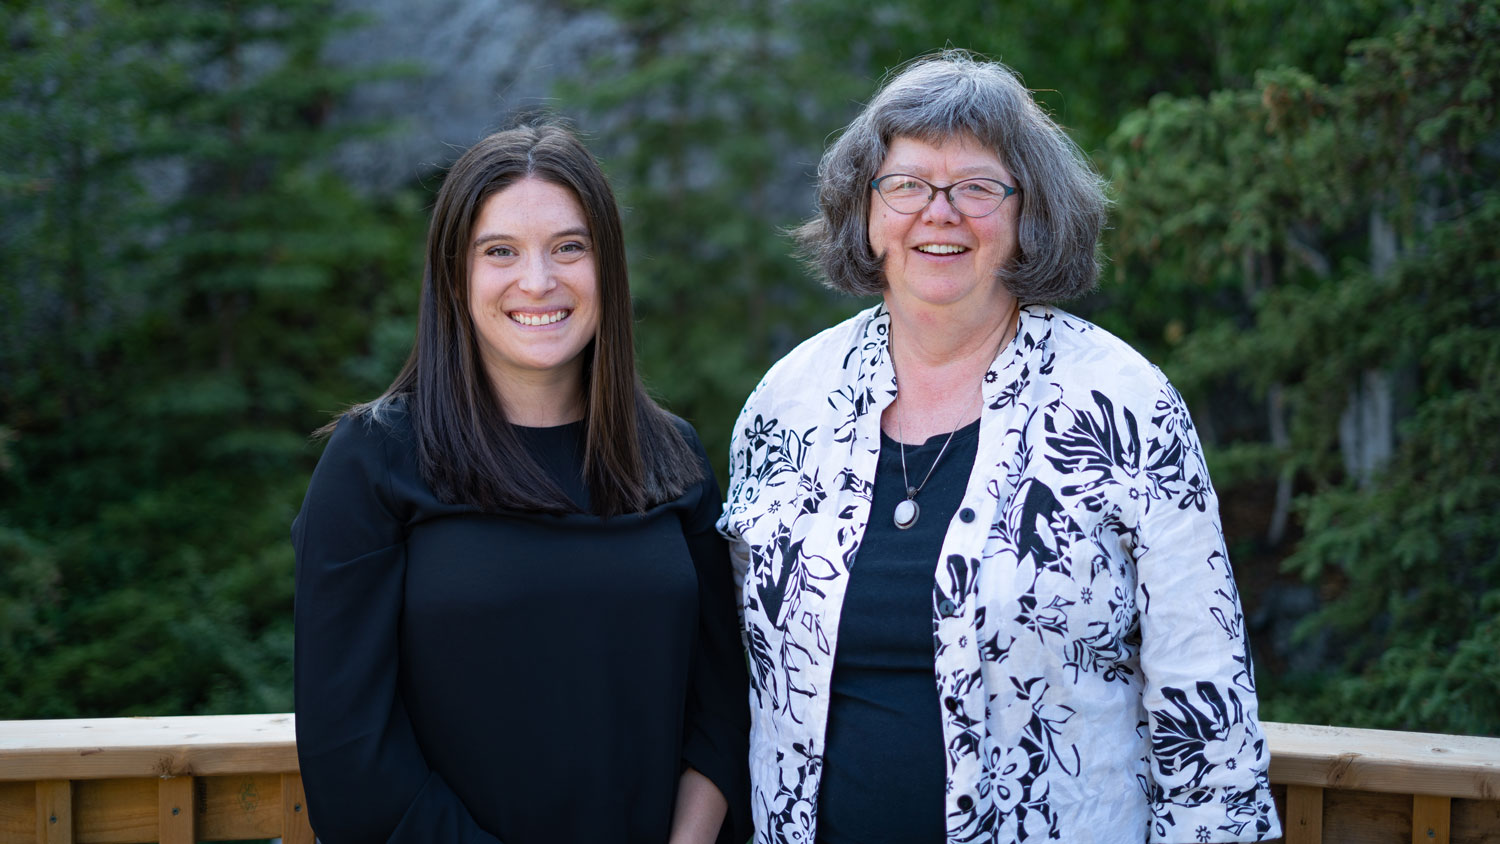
[513,418,585,433]
[880,417,981,451]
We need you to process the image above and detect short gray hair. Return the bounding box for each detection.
[795,50,1109,301]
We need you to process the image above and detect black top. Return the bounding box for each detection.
[816,420,980,844]
[292,404,750,844]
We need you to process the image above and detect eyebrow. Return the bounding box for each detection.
[472,227,591,248]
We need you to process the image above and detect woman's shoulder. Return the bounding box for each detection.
[326,395,414,448]
[747,303,881,401]
[314,394,420,481]
[294,395,432,556]
[304,393,464,526]
[644,410,723,519]
[1033,305,1173,397]
[660,411,708,458]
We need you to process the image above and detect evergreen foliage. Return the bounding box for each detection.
[556,0,1411,475]
[1107,1,1499,733]
[0,0,417,716]
[560,0,1496,735]
[0,0,1494,737]
[551,0,870,476]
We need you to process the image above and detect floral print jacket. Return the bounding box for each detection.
[718,303,1282,844]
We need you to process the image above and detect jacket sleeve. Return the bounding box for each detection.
[678,433,753,844]
[716,384,762,631]
[1133,383,1283,843]
[292,415,502,844]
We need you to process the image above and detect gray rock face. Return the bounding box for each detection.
[326,0,619,189]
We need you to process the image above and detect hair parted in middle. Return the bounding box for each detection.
[350,120,700,517]
[795,49,1110,302]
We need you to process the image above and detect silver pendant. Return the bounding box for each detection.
[894,497,919,529]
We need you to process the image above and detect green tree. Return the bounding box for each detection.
[1,1,152,711]
[0,0,418,717]
[552,0,871,477]
[1107,1,1500,734]
[553,0,1496,736]
[553,0,1406,479]
[8,0,1493,736]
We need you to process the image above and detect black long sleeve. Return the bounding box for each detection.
[674,426,753,844]
[292,407,749,844]
[293,412,499,843]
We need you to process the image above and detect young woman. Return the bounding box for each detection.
[293,123,749,844]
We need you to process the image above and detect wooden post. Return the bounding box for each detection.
[282,772,315,844]
[1412,794,1451,844]
[34,780,72,844]
[157,775,196,844]
[1285,784,1324,844]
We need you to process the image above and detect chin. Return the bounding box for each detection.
[901,284,980,308]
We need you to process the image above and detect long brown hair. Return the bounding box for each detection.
[332,121,700,516]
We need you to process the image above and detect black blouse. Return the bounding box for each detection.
[292,404,750,843]
[816,421,979,844]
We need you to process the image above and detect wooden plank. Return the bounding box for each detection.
[1451,798,1500,844]
[1323,789,1408,844]
[0,714,298,781]
[282,773,314,844]
[11,714,1494,843]
[1412,794,1451,844]
[1285,784,1324,844]
[1265,722,1500,800]
[198,774,282,840]
[0,780,35,843]
[156,777,194,844]
[74,779,155,844]
[1266,783,1287,844]
[35,780,71,844]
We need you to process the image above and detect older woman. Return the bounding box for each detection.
[720,53,1282,843]
[293,123,749,843]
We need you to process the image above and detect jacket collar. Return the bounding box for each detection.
[844,302,1055,413]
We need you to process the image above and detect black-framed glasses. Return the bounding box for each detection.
[870,173,1019,218]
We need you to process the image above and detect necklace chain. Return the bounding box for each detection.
[893,386,976,529]
[896,395,969,498]
[888,305,1018,529]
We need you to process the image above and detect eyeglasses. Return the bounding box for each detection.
[870,173,1019,218]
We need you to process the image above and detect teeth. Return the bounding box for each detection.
[917,244,967,255]
[510,310,570,326]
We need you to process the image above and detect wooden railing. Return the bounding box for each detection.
[0,715,1496,843]
[0,714,308,843]
[1265,722,1499,844]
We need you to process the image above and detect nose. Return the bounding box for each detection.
[921,188,962,224]
[516,252,557,296]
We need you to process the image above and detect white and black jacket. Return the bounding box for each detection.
[719,303,1282,844]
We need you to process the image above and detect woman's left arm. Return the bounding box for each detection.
[1134,381,1283,843]
[671,438,752,844]
[668,767,729,844]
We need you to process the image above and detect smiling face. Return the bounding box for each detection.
[467,177,600,403]
[868,134,1021,315]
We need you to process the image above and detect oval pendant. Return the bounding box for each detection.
[894,498,919,530]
